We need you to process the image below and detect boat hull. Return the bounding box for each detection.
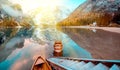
[31,56,52,70]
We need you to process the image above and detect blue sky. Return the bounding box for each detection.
[64,0,86,11]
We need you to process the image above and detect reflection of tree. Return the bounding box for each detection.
[0,28,32,49]
[0,28,33,62]
[0,37,24,62]
[32,27,62,44]
[0,28,22,60]
[61,28,120,59]
[0,28,19,48]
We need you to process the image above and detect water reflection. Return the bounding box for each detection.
[0,27,92,70]
[61,27,120,60]
[0,28,33,62]
[0,38,53,70]
[32,27,91,58]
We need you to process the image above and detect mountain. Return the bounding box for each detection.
[0,4,33,27]
[58,0,120,26]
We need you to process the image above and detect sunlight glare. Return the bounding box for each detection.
[9,0,66,25]
[9,0,63,14]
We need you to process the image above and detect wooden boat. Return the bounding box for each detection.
[53,51,63,57]
[54,41,63,53]
[47,57,120,70]
[31,56,52,70]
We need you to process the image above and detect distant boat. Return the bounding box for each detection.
[54,41,63,53]
[31,56,52,70]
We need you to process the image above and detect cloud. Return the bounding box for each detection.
[1,4,23,17]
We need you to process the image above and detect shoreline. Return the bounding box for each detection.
[62,26,120,34]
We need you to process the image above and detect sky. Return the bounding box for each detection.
[1,0,86,24]
[64,0,86,10]
[8,0,86,14]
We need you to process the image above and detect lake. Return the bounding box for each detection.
[0,27,120,70]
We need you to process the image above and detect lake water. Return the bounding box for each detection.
[0,27,120,70]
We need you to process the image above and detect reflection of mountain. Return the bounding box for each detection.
[62,28,120,60]
[0,37,24,62]
[58,0,120,26]
[32,27,62,45]
[0,28,33,46]
[0,28,33,62]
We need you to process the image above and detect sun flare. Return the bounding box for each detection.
[9,0,86,25]
[9,0,65,24]
[9,0,63,14]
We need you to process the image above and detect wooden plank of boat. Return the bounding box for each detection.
[48,57,120,70]
[31,56,52,70]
